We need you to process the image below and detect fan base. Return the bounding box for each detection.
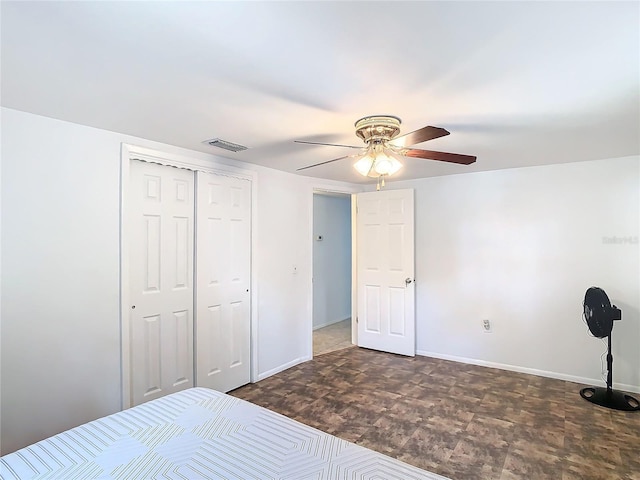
[580,387,640,411]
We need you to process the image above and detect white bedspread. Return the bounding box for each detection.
[1,387,447,480]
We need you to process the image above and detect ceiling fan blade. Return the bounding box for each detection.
[295,140,362,149]
[389,126,450,147]
[402,148,476,165]
[296,154,358,171]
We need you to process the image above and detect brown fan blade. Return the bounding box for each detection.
[403,148,476,165]
[296,154,359,171]
[295,140,362,149]
[389,126,450,147]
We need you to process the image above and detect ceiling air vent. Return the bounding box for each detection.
[203,138,248,152]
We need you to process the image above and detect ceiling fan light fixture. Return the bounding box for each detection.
[353,154,376,177]
[374,152,402,176]
[353,147,403,178]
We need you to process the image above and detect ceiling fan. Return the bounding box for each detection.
[295,115,476,187]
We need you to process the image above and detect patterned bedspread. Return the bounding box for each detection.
[1,387,448,479]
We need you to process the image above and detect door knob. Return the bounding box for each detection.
[405,277,413,285]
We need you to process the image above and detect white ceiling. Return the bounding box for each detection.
[1,1,638,184]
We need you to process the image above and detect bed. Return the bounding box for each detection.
[1,387,447,479]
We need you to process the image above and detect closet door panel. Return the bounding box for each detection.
[196,172,251,392]
[129,161,195,406]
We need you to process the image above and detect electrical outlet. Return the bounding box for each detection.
[482,319,492,333]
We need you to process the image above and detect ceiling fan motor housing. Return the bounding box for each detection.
[355,115,402,144]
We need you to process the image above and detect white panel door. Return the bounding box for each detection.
[356,189,415,356]
[196,172,251,392]
[129,161,195,405]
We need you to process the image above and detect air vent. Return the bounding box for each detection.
[203,138,248,152]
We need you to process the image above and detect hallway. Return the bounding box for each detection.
[313,319,352,356]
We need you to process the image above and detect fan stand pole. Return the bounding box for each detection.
[606,335,613,395]
[580,333,640,411]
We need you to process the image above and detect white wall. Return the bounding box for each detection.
[0,107,354,454]
[388,156,640,391]
[312,194,351,329]
[252,166,310,377]
[1,109,123,455]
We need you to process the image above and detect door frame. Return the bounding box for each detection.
[306,183,363,360]
[120,143,258,409]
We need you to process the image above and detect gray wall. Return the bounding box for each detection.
[312,194,352,329]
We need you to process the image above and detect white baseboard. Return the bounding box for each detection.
[257,356,310,382]
[254,349,640,395]
[416,350,640,395]
[312,317,350,331]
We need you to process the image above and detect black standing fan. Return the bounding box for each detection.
[580,287,639,411]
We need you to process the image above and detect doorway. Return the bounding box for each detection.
[312,192,352,356]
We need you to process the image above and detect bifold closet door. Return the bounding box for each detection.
[196,172,251,393]
[129,161,195,406]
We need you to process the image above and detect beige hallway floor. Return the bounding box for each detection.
[313,318,352,356]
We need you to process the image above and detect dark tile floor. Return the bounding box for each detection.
[229,346,640,480]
